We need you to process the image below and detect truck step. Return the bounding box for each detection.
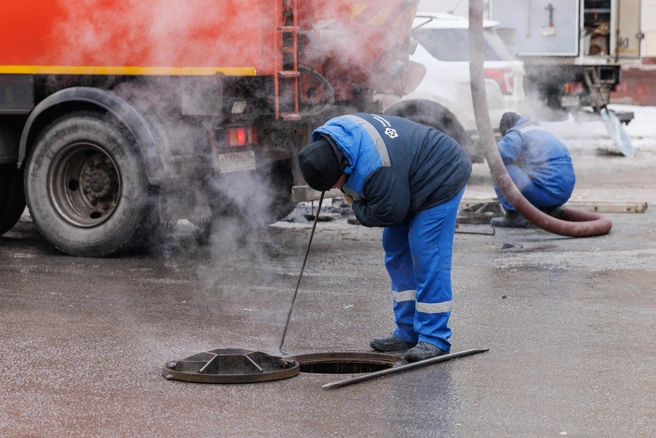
[280,113,302,121]
[277,26,300,32]
[278,71,300,78]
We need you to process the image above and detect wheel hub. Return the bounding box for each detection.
[49,143,121,227]
[81,158,118,202]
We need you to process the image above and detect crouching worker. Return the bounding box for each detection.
[297,114,472,362]
[491,112,576,228]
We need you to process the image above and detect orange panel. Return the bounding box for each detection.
[298,0,418,96]
[0,0,274,74]
[301,0,414,65]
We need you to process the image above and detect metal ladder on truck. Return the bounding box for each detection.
[583,66,634,124]
[274,0,301,121]
[583,66,609,113]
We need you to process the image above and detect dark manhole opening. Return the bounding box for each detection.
[300,362,389,374]
[291,352,401,375]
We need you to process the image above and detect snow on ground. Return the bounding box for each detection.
[539,104,656,153]
[465,104,656,202]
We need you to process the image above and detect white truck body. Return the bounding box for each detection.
[489,0,642,114]
[418,0,643,116]
[489,0,642,62]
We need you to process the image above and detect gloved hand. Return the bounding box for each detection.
[343,194,354,207]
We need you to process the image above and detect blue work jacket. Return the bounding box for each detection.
[499,117,576,199]
[313,113,472,227]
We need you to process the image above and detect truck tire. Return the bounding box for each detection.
[24,112,153,257]
[0,164,26,236]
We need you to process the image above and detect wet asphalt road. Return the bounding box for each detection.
[2,128,656,436]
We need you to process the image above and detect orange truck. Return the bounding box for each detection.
[0,0,423,256]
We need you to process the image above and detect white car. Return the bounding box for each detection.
[379,13,525,162]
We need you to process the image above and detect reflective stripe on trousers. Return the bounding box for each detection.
[382,187,465,352]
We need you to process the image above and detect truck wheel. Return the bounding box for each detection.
[0,164,26,235]
[24,112,153,257]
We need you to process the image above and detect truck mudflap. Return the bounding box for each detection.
[612,111,634,125]
[0,164,25,235]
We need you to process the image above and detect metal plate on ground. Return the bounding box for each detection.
[162,348,299,383]
[457,201,504,224]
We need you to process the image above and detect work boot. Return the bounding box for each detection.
[370,333,416,352]
[540,205,565,219]
[404,342,446,362]
[490,210,529,228]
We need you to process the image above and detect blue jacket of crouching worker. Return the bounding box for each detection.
[498,117,576,205]
[312,113,472,227]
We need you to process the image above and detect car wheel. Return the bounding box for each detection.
[24,112,154,257]
[387,102,483,162]
[0,164,26,235]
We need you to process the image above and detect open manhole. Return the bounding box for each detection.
[290,352,402,374]
[162,348,299,383]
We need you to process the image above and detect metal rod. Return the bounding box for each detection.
[245,354,264,373]
[322,348,489,390]
[279,191,325,355]
[198,354,219,374]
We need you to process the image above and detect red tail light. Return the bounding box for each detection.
[563,81,584,95]
[484,68,514,95]
[224,127,258,147]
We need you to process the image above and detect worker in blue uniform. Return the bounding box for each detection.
[491,112,576,227]
[297,113,472,362]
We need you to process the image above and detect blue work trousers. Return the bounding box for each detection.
[381,187,465,352]
[495,164,568,212]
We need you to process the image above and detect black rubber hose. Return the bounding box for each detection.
[297,65,335,115]
[467,0,612,237]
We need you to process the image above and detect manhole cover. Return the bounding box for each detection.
[291,351,402,374]
[162,348,299,383]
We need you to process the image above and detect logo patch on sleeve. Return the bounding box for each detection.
[384,128,398,139]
